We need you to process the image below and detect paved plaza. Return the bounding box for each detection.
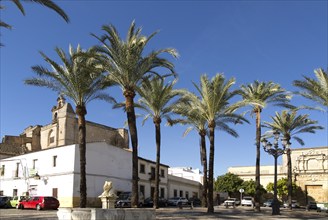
[0,206,327,220]
[156,206,328,220]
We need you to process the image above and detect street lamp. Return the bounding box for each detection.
[261,130,287,215]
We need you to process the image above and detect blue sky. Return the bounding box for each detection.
[1,0,327,177]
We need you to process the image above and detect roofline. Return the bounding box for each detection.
[290,146,328,151]
[138,156,170,168]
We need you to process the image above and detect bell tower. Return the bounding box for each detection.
[41,96,76,149]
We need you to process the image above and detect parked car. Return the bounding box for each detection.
[17,196,59,210]
[241,196,254,206]
[10,196,28,208]
[143,197,168,207]
[283,200,299,208]
[306,201,317,210]
[0,196,12,208]
[115,192,144,208]
[188,197,201,207]
[317,203,328,213]
[263,199,273,207]
[167,197,189,206]
[223,198,240,207]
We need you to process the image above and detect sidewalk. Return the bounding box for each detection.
[155,206,328,219]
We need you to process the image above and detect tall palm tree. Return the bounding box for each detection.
[137,77,183,209]
[1,0,69,29]
[293,68,328,109]
[93,21,178,207]
[263,110,323,209]
[168,95,209,208]
[188,74,238,213]
[169,91,248,208]
[234,81,292,212]
[24,45,113,208]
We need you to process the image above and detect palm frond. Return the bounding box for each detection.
[262,109,324,146]
[25,45,111,109]
[294,68,328,108]
[26,0,69,22]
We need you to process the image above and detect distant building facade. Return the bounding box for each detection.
[168,167,203,184]
[228,146,328,204]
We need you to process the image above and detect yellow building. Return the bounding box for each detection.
[228,146,328,204]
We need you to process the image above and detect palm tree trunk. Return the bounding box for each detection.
[207,123,215,213]
[200,132,208,208]
[287,148,292,209]
[154,120,161,209]
[76,105,87,208]
[125,92,139,208]
[255,109,261,212]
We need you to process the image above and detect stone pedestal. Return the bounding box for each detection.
[100,196,116,209]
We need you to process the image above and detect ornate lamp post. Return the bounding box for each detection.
[261,130,288,215]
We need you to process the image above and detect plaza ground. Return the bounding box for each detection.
[0,205,327,219]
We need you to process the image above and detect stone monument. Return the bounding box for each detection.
[98,181,117,209]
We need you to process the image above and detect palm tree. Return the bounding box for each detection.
[293,68,328,108]
[1,0,69,29]
[188,74,238,213]
[170,91,248,208]
[262,110,323,209]
[168,94,209,208]
[24,45,113,208]
[93,21,178,207]
[137,77,183,209]
[234,81,292,212]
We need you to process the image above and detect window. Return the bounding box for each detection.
[150,167,155,180]
[139,185,145,196]
[160,188,165,198]
[15,163,19,177]
[160,169,165,178]
[185,191,189,199]
[174,189,177,197]
[0,165,5,176]
[53,112,58,123]
[140,164,145,174]
[52,188,58,198]
[53,156,57,167]
[151,167,155,176]
[0,191,3,196]
[179,190,183,197]
[33,159,38,169]
[13,189,18,196]
[48,130,55,146]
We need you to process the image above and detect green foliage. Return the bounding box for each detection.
[266,178,298,198]
[294,68,328,108]
[266,182,274,192]
[263,109,324,146]
[241,179,266,196]
[214,173,243,196]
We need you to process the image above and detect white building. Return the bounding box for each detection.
[169,167,203,184]
[0,97,202,207]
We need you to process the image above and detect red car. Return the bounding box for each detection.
[18,196,59,210]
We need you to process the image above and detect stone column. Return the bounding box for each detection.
[100,196,116,209]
